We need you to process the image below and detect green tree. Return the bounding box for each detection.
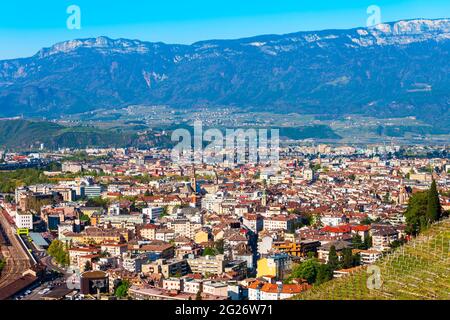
[405,181,444,236]
[352,253,361,266]
[84,261,92,271]
[85,197,109,209]
[48,239,69,266]
[214,239,225,254]
[79,213,90,223]
[390,239,406,250]
[0,258,6,274]
[202,247,217,257]
[352,235,365,250]
[405,191,429,236]
[364,235,373,249]
[341,248,353,269]
[195,291,203,300]
[159,206,169,218]
[327,246,339,271]
[288,259,320,284]
[115,280,130,298]
[315,264,333,285]
[426,180,442,223]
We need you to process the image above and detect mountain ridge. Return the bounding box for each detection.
[31,18,450,57]
[0,18,449,131]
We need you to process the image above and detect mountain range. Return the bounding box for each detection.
[0,19,449,131]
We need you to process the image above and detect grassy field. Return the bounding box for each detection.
[294,219,450,300]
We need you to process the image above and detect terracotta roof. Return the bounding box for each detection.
[0,274,38,300]
[321,225,352,234]
[281,284,311,294]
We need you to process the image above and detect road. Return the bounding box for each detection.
[41,255,67,274]
[21,277,67,300]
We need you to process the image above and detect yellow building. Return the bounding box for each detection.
[90,213,101,226]
[272,241,302,257]
[80,207,103,218]
[140,224,158,240]
[194,230,211,244]
[257,254,292,280]
[272,240,320,258]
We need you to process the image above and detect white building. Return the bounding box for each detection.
[108,203,121,216]
[257,236,274,256]
[84,185,102,198]
[303,169,314,181]
[201,193,224,213]
[162,278,183,291]
[372,228,398,251]
[359,249,383,265]
[320,214,347,227]
[155,229,175,242]
[143,207,164,221]
[263,216,295,231]
[122,254,145,273]
[202,281,228,297]
[183,279,203,294]
[248,280,309,300]
[16,211,33,230]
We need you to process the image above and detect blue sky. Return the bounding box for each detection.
[0,0,449,59]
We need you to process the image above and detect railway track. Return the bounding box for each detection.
[0,248,30,288]
[0,210,32,290]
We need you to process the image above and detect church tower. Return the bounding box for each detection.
[261,190,268,207]
[191,165,198,193]
[398,180,409,205]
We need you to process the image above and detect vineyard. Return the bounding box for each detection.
[295,219,450,300]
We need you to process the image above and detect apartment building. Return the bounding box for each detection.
[142,259,189,278]
[358,249,383,265]
[187,254,226,275]
[242,213,263,233]
[256,254,292,280]
[263,215,295,231]
[15,211,33,230]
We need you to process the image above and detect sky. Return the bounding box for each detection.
[0,0,449,60]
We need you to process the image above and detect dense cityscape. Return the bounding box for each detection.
[0,144,448,300]
[0,1,449,313]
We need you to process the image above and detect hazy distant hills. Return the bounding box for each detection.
[0,19,449,131]
[0,119,171,150]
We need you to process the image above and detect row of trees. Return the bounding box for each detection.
[405,180,445,236]
[0,168,50,193]
[287,258,334,285]
[352,234,372,250]
[287,245,361,286]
